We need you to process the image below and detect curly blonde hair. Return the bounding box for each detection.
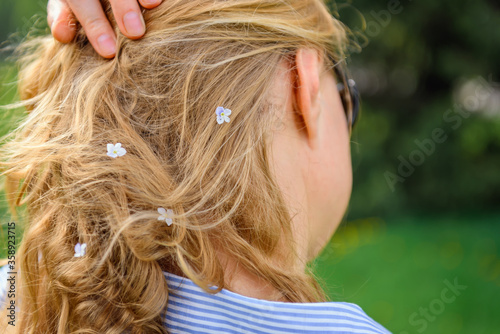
[0,0,347,332]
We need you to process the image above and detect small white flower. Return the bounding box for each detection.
[158,207,174,226]
[107,143,127,158]
[215,106,232,124]
[74,242,87,257]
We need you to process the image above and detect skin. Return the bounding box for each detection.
[47,3,352,302]
[221,49,352,301]
[47,0,163,58]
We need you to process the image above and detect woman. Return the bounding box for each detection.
[0,0,390,333]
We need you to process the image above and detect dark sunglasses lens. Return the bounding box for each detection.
[337,79,359,130]
[332,61,360,131]
[348,79,360,128]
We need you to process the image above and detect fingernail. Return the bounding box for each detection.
[97,34,116,57]
[143,0,162,5]
[123,11,145,37]
[67,18,78,30]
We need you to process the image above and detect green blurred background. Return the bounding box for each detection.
[0,0,499,333]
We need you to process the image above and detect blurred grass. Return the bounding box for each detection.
[313,214,500,334]
[0,63,24,263]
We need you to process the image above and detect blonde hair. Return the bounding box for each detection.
[0,0,347,332]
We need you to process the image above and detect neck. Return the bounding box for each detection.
[216,250,292,302]
[157,251,292,302]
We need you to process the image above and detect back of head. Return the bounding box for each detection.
[0,0,347,332]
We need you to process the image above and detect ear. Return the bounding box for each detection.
[293,48,322,147]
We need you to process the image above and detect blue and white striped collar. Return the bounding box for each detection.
[163,271,392,334]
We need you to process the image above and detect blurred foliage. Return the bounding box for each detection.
[327,0,500,219]
[0,0,48,47]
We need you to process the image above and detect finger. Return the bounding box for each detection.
[138,0,163,10]
[48,0,78,43]
[66,0,118,58]
[108,0,146,40]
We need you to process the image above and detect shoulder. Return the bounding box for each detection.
[163,271,393,333]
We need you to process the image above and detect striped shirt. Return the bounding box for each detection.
[0,265,391,333]
[0,265,9,305]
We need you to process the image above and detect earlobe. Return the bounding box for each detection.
[294,48,322,146]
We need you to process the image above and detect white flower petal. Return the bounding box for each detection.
[117,148,127,156]
[224,115,230,123]
[158,207,167,215]
[224,108,232,116]
[166,218,173,226]
[74,242,86,257]
[217,116,224,124]
[107,143,126,157]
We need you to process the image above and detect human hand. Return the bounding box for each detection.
[47,0,162,58]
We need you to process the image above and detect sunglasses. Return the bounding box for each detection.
[330,58,360,133]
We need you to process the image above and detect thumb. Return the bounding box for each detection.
[48,0,78,43]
